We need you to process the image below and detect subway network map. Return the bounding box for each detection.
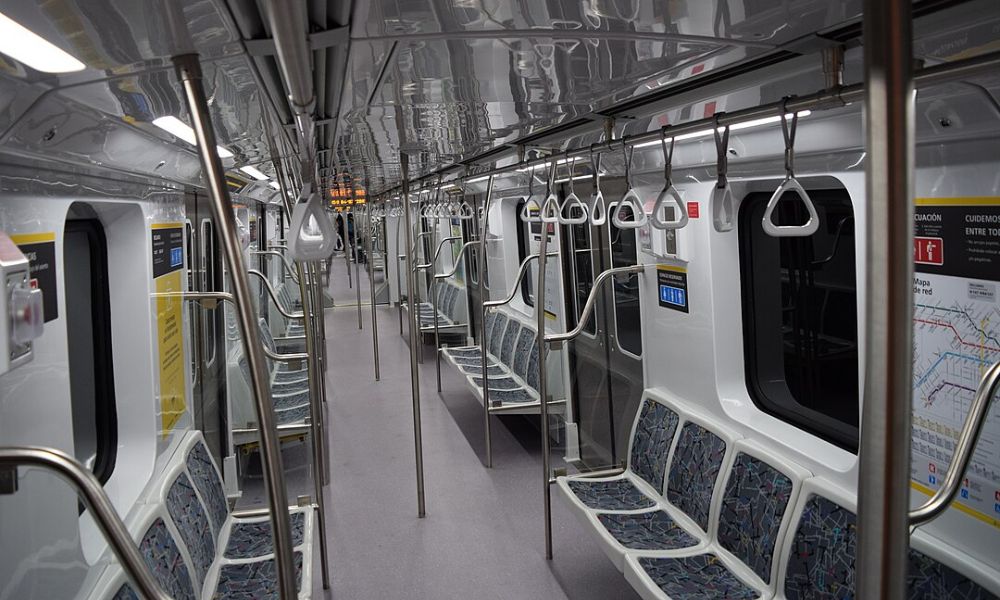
[910,198,1000,529]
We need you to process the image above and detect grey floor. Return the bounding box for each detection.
[313,258,641,599]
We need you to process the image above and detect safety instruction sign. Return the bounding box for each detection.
[11,232,57,322]
[911,198,1000,529]
[656,265,689,313]
[152,225,187,438]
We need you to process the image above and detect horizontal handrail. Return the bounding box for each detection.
[263,345,309,362]
[151,290,235,307]
[483,252,558,309]
[250,250,300,284]
[248,270,304,320]
[416,236,461,270]
[0,447,171,600]
[546,264,646,344]
[153,292,305,363]
[909,359,1000,527]
[433,241,478,279]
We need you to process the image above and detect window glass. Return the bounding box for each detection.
[738,189,859,451]
[609,205,642,356]
[516,199,535,307]
[571,220,596,335]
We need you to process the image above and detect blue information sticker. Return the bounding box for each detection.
[170,246,183,267]
[929,474,937,485]
[656,267,689,314]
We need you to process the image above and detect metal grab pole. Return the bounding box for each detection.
[295,260,330,589]
[856,0,915,597]
[355,209,363,328]
[910,360,1000,527]
[478,176,495,466]
[342,211,352,289]
[536,216,553,559]
[401,154,427,517]
[366,202,381,381]
[173,54,297,599]
[0,448,172,600]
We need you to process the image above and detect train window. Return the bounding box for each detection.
[201,220,217,366]
[64,217,118,486]
[570,220,596,335]
[738,189,859,452]
[609,204,642,356]
[515,198,534,307]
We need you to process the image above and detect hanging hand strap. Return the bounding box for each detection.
[612,141,648,229]
[762,100,819,237]
[559,157,589,224]
[288,179,338,260]
[540,159,561,224]
[587,146,607,226]
[650,128,688,230]
[711,114,735,232]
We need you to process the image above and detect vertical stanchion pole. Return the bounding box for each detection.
[856,1,915,598]
[536,210,553,559]
[354,202,363,328]
[342,207,352,289]
[173,53,297,598]
[367,198,381,381]
[396,215,405,337]
[401,154,427,517]
[478,176,495,467]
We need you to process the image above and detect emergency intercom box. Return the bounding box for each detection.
[0,232,44,375]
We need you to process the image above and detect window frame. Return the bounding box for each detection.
[737,188,860,452]
[65,218,118,486]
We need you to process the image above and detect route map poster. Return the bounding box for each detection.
[910,198,1000,529]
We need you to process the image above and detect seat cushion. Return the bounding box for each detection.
[165,472,215,587]
[213,551,304,600]
[635,554,760,600]
[630,399,680,493]
[566,478,657,511]
[596,510,699,551]
[470,375,522,390]
[907,548,998,599]
[443,347,481,358]
[139,517,197,600]
[717,452,794,585]
[224,512,307,560]
[666,422,727,532]
[783,494,857,599]
[186,441,229,535]
[485,387,536,404]
[459,363,508,377]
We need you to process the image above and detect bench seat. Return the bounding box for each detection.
[557,389,1000,600]
[91,431,315,600]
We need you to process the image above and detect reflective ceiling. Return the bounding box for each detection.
[2,0,999,196]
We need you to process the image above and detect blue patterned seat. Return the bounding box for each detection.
[624,441,806,600]
[907,548,998,600]
[559,398,680,514]
[631,554,760,600]
[97,433,316,600]
[596,511,700,551]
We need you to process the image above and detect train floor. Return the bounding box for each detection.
[312,257,640,599]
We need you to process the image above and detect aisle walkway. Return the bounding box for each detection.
[318,259,640,599]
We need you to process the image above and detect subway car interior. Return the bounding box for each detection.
[0,0,999,599]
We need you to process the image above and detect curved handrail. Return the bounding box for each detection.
[483,252,558,309]
[248,269,304,320]
[545,264,645,343]
[433,241,478,279]
[417,236,461,270]
[250,250,300,284]
[0,447,171,600]
[910,359,1000,527]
